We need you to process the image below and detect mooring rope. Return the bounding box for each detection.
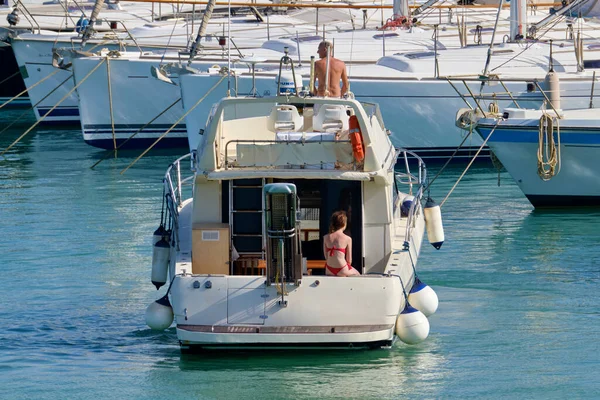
[440,119,502,207]
[0,68,62,111]
[0,74,73,137]
[120,74,226,174]
[490,149,504,186]
[0,71,20,88]
[423,125,474,193]
[105,57,117,151]
[90,98,182,169]
[0,58,107,157]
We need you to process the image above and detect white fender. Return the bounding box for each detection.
[424,197,444,249]
[543,70,561,110]
[151,237,170,289]
[145,295,173,330]
[395,304,430,345]
[408,278,439,317]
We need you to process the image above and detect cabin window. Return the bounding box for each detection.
[584,60,600,69]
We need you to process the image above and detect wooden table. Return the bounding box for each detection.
[306,259,325,275]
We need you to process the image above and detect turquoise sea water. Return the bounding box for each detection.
[1,111,599,399]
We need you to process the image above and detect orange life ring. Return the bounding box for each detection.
[349,115,365,162]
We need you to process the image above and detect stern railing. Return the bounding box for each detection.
[394,149,427,246]
[162,152,195,250]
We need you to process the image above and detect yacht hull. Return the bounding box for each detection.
[477,113,600,207]
[171,274,406,350]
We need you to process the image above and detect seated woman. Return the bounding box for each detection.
[323,211,360,277]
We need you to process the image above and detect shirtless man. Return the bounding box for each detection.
[313,41,349,98]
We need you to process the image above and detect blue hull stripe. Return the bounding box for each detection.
[37,107,80,117]
[84,124,186,129]
[478,125,600,145]
[84,130,187,134]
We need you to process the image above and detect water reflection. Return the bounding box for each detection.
[509,209,600,282]
[138,342,451,398]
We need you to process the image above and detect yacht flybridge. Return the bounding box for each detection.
[144,91,442,351]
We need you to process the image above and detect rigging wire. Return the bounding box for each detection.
[160,17,181,66]
[120,74,226,174]
[1,59,107,156]
[423,126,474,192]
[0,74,73,137]
[0,68,62,111]
[440,119,502,207]
[90,98,182,169]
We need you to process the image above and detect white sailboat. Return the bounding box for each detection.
[0,0,167,108]
[7,4,369,122]
[468,104,600,207]
[8,0,544,124]
[68,0,600,157]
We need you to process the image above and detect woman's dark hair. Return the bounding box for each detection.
[329,211,347,233]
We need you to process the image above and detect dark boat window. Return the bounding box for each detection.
[584,59,600,69]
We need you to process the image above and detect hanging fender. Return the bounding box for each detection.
[348,115,365,162]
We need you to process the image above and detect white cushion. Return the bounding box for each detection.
[313,104,349,132]
[268,105,303,132]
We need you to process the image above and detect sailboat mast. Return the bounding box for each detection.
[187,0,217,66]
[481,0,504,80]
[81,0,104,46]
[510,0,527,40]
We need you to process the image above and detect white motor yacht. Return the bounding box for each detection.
[144,81,442,350]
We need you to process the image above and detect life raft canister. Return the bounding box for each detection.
[348,115,365,162]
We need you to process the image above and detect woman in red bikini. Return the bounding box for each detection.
[323,211,360,277]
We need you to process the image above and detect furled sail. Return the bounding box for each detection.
[81,0,104,46]
[187,0,217,66]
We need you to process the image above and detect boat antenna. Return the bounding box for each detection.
[227,0,231,97]
[187,0,217,66]
[348,27,355,92]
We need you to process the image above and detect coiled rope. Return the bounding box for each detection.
[474,25,483,45]
[537,113,561,181]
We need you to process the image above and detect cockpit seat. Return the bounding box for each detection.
[313,104,349,132]
[268,104,303,132]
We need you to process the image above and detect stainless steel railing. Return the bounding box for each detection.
[394,148,427,246]
[162,153,195,250]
